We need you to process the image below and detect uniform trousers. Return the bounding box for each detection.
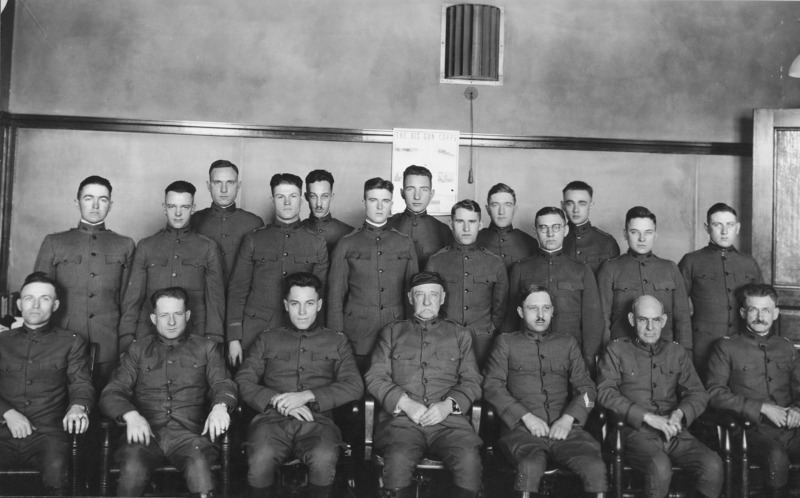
[743,423,800,489]
[114,422,218,496]
[374,415,482,491]
[0,430,69,489]
[246,415,342,487]
[621,426,722,498]
[498,426,607,492]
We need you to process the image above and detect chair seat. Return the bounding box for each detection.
[372,453,447,470]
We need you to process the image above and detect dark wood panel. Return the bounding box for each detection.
[0,125,15,292]
[774,130,800,288]
[776,307,800,342]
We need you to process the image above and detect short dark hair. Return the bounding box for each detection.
[284,272,323,299]
[270,173,303,194]
[562,180,593,198]
[535,206,567,225]
[19,272,59,300]
[305,169,335,189]
[363,177,394,197]
[486,183,516,204]
[150,287,189,309]
[518,284,554,308]
[625,206,656,229]
[737,283,778,308]
[706,202,737,223]
[77,175,112,199]
[208,159,239,176]
[403,165,432,184]
[450,199,481,218]
[165,180,196,197]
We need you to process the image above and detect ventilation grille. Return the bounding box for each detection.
[441,4,504,85]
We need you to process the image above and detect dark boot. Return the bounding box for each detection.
[190,490,217,498]
[308,483,333,498]
[451,485,479,498]
[250,485,279,498]
[381,485,416,498]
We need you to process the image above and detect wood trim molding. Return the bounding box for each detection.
[0,125,15,292]
[0,112,752,157]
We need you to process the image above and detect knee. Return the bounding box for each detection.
[307,443,339,470]
[39,455,68,489]
[645,453,673,486]
[248,441,284,471]
[516,451,547,478]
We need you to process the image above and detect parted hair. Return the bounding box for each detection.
[165,180,196,196]
[450,199,481,218]
[150,287,189,309]
[562,180,593,197]
[19,272,59,300]
[305,169,335,188]
[737,283,778,308]
[486,183,516,204]
[208,159,239,176]
[363,177,394,196]
[284,272,323,299]
[518,284,554,308]
[535,206,567,225]
[270,173,303,193]
[402,165,432,183]
[78,175,113,199]
[625,206,656,228]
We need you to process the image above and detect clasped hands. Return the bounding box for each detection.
[270,391,316,422]
[521,412,574,440]
[760,403,800,429]
[398,396,453,426]
[643,409,684,441]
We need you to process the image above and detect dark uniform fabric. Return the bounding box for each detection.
[388,209,453,269]
[563,221,620,275]
[476,223,539,272]
[597,250,692,350]
[597,337,721,498]
[482,330,606,492]
[502,249,603,371]
[425,242,509,366]
[678,243,763,371]
[327,222,418,356]
[365,316,483,491]
[34,222,135,364]
[99,333,236,495]
[301,213,354,255]
[226,221,329,353]
[0,325,95,489]
[706,329,800,488]
[191,203,264,282]
[119,225,225,353]
[235,323,363,487]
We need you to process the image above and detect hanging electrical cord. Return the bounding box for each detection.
[465,86,478,184]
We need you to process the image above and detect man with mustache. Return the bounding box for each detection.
[301,169,354,255]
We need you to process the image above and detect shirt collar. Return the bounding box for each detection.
[290,321,320,333]
[412,315,441,328]
[538,247,563,258]
[402,208,428,219]
[523,328,550,340]
[364,221,388,232]
[20,323,53,337]
[632,337,663,353]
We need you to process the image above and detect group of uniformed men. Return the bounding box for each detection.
[0,159,798,498]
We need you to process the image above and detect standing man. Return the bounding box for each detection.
[101,287,236,498]
[327,177,418,372]
[425,199,508,366]
[119,181,225,354]
[365,271,483,498]
[597,206,692,350]
[34,175,135,385]
[301,169,354,255]
[706,284,800,496]
[389,165,453,269]
[483,285,607,497]
[0,273,95,495]
[502,207,603,372]
[476,183,538,272]
[561,180,620,274]
[192,160,264,283]
[236,272,363,498]
[226,173,328,366]
[678,203,763,375]
[597,295,722,498]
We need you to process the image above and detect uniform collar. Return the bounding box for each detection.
[626,249,654,261]
[538,247,564,259]
[20,323,53,337]
[363,221,388,233]
[78,221,107,233]
[165,224,193,236]
[272,219,301,230]
[741,327,774,344]
[488,222,514,234]
[402,208,428,220]
[708,242,738,254]
[307,213,333,225]
[211,202,237,214]
[632,337,664,353]
[568,220,592,235]
[156,333,188,346]
[412,315,441,328]
[290,321,320,333]
[523,327,551,340]
[453,241,478,253]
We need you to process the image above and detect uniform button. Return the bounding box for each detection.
[539,355,545,359]
[222,217,227,221]
[727,288,732,293]
[91,235,97,240]
[26,380,31,385]
[172,273,177,277]
[766,359,771,363]
[283,252,288,256]
[421,362,427,367]
[500,238,506,243]
[302,335,307,339]
[542,389,547,394]
[91,252,97,256]
[300,348,305,352]
[768,377,773,381]
[168,380,173,384]
[378,251,382,255]
[500,254,506,258]
[221,251,226,256]
[465,272,470,276]
[88,293,94,298]
[727,306,732,310]
[541,372,546,376]
[465,255,470,260]
[377,237,381,241]
[175,239,180,243]
[577,250,582,255]
[285,234,290,238]
[90,273,96,278]
[423,397,429,403]
[379,269,384,273]
[282,272,287,276]
[422,378,428,384]
[464,289,469,293]
[167,409,172,414]
[725,271,730,276]
[652,401,657,406]
[544,403,549,408]
[380,288,385,292]
[168,345,173,350]
[318,229,323,233]
[299,367,304,372]
[168,360,174,364]
[652,364,657,369]
[413,223,418,227]
[652,383,656,388]
[168,396,173,400]
[28,360,32,364]
[643,279,648,284]
[298,385,304,389]
[174,255,178,259]
[380,306,384,310]
[89,314,94,318]
[464,306,469,310]
[25,400,31,405]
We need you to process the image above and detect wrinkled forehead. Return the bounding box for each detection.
[20,282,57,299]
[744,294,776,309]
[411,283,444,294]
[522,291,552,307]
[633,296,664,317]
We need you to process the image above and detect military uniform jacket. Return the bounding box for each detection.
[235,323,363,426]
[502,249,603,370]
[483,330,596,430]
[425,243,509,336]
[327,223,419,355]
[226,220,329,352]
[597,250,692,350]
[34,222,135,362]
[389,209,453,269]
[301,213,354,255]
[563,221,620,274]
[119,225,225,352]
[597,337,708,430]
[100,334,236,435]
[476,223,539,272]
[365,315,482,425]
[678,243,763,361]
[706,329,800,424]
[191,203,264,282]
[0,325,94,433]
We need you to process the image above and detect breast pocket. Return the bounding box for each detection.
[179,357,208,383]
[730,359,759,384]
[383,250,412,272]
[136,361,164,388]
[181,258,208,286]
[653,280,676,299]
[735,272,758,283]
[54,253,83,279]
[547,359,569,377]
[390,350,418,381]
[146,258,168,274]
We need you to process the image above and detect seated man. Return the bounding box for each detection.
[706,283,800,496]
[483,285,607,497]
[365,271,483,498]
[597,295,722,498]
[235,272,363,498]
[100,287,237,497]
[0,272,95,495]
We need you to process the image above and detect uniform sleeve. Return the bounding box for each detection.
[563,338,597,425]
[326,240,349,332]
[609,236,621,260]
[234,333,276,413]
[119,239,136,309]
[99,344,142,420]
[490,258,509,331]
[674,347,708,425]
[670,263,693,351]
[67,334,96,413]
[205,340,237,408]
[203,240,226,342]
[705,340,762,423]
[501,262,522,333]
[311,336,364,411]
[33,235,57,277]
[677,254,694,316]
[365,324,407,414]
[118,243,149,354]
[482,334,530,428]
[596,344,648,429]
[402,238,420,320]
[444,329,483,411]
[226,233,256,342]
[596,261,614,344]
[580,264,603,372]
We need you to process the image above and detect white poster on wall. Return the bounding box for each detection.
[391,128,459,216]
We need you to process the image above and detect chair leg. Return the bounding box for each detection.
[99,426,112,496]
[70,433,79,496]
[220,432,230,498]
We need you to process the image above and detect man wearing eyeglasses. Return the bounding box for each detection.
[706,284,800,496]
[677,203,762,377]
[501,207,602,372]
[597,206,692,351]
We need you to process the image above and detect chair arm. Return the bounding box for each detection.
[364,395,376,461]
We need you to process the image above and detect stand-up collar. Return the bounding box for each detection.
[212,202,237,214]
[78,221,107,233]
[453,242,478,253]
[402,209,428,220]
[708,242,738,254]
[488,222,514,234]
[165,224,193,236]
[364,221,388,233]
[412,315,441,328]
[156,333,188,346]
[569,220,592,235]
[538,248,564,258]
[274,219,301,230]
[627,249,654,261]
[307,213,332,225]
